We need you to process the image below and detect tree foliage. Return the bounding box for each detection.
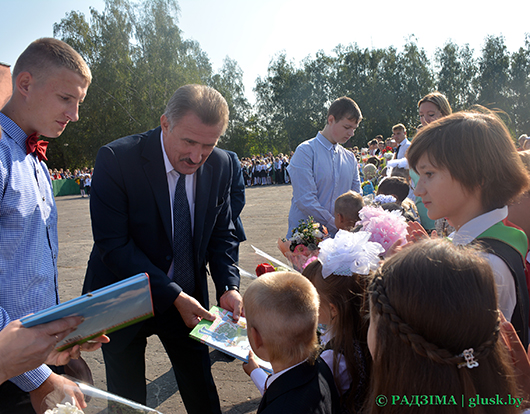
[44,1,530,166]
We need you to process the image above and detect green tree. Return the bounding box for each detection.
[210,57,252,155]
[477,35,511,111]
[254,53,322,152]
[435,41,478,110]
[509,35,530,136]
[395,38,434,132]
[47,0,214,169]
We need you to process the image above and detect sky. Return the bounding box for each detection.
[1,0,529,103]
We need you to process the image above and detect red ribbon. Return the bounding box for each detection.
[25,133,49,162]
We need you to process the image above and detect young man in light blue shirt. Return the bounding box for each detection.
[287,97,362,236]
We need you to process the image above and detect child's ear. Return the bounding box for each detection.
[335,213,344,227]
[249,326,264,350]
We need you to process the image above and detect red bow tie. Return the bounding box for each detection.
[26,133,49,162]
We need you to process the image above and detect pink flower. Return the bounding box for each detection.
[357,206,407,256]
[294,244,309,255]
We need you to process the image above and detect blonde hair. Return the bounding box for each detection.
[418,91,452,117]
[164,84,229,133]
[13,38,91,84]
[335,191,364,223]
[244,272,319,364]
[392,123,406,134]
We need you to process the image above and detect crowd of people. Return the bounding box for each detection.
[2,37,530,414]
[240,154,292,186]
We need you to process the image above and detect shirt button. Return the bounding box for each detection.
[42,196,46,201]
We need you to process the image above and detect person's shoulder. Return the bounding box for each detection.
[221,149,239,160]
[291,136,319,159]
[207,147,231,165]
[264,358,338,414]
[298,135,319,148]
[104,127,161,152]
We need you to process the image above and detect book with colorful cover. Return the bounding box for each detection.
[189,306,273,373]
[21,273,154,351]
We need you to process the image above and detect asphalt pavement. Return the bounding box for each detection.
[56,183,293,414]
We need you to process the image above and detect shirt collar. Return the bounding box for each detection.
[0,112,29,152]
[450,206,508,245]
[266,359,307,390]
[316,132,336,151]
[160,130,178,176]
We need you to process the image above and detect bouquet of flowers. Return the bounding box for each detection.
[277,217,328,272]
[356,205,408,256]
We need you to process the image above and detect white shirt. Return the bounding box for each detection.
[450,206,516,320]
[250,359,307,396]
[394,138,411,160]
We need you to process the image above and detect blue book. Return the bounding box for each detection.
[21,273,154,351]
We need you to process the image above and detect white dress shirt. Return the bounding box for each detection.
[450,206,516,320]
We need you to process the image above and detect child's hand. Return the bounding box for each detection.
[406,222,437,243]
[242,350,260,376]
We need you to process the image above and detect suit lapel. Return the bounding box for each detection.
[194,160,212,255]
[142,127,172,244]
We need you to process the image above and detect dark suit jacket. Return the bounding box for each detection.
[83,127,240,349]
[224,150,246,242]
[257,357,340,414]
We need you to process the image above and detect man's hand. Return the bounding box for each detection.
[0,316,82,384]
[220,289,243,322]
[29,373,86,414]
[45,335,110,367]
[174,292,216,328]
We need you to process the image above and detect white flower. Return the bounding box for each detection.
[318,230,384,278]
[45,402,84,414]
[374,194,397,204]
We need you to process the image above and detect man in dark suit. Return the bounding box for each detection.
[83,84,242,414]
[224,150,246,263]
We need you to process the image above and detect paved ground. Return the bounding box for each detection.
[56,183,294,414]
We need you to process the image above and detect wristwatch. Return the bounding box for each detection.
[224,285,239,293]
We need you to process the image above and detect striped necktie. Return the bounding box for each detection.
[172,174,195,294]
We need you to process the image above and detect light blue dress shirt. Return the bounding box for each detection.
[287,132,361,236]
[0,112,58,391]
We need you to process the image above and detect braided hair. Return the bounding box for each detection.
[365,239,519,414]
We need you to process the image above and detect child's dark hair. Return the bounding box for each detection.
[303,260,370,412]
[407,109,530,212]
[377,177,409,204]
[366,239,518,414]
[366,156,380,167]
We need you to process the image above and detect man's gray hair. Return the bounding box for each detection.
[164,84,229,133]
